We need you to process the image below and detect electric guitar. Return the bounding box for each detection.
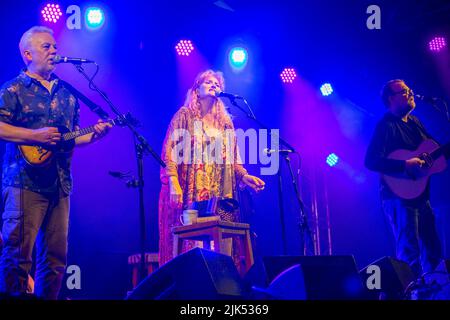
[382,139,450,200]
[19,115,131,167]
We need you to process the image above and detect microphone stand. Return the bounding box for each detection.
[226,96,316,256]
[437,99,450,123]
[276,152,287,255]
[74,64,166,283]
[282,151,315,255]
[418,96,450,123]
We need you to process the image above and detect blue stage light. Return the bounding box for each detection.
[85,7,104,29]
[326,153,339,167]
[320,83,333,96]
[229,47,248,70]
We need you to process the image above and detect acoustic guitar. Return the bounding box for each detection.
[382,139,450,199]
[19,116,125,167]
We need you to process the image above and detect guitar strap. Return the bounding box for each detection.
[58,77,110,120]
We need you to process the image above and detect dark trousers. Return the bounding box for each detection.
[382,198,442,277]
[0,187,69,299]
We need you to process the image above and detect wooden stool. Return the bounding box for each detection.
[127,252,159,288]
[172,220,254,274]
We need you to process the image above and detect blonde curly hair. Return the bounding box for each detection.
[184,69,233,130]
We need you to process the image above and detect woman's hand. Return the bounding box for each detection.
[241,174,265,193]
[169,177,183,209]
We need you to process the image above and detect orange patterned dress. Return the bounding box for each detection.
[158,106,248,265]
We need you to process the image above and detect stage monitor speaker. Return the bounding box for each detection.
[359,256,416,300]
[245,255,366,300]
[126,248,245,300]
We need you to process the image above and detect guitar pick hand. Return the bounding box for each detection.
[405,157,426,178]
[32,127,61,146]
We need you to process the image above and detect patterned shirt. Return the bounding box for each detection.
[0,70,80,195]
[158,106,249,265]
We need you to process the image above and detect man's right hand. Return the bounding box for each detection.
[405,157,425,168]
[168,177,183,209]
[405,157,425,177]
[32,127,61,146]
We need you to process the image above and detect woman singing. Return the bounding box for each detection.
[158,69,264,266]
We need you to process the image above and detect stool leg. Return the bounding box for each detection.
[203,239,211,250]
[132,267,138,288]
[244,230,254,272]
[173,234,180,257]
[212,229,225,254]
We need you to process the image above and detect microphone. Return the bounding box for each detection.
[414,94,439,103]
[109,170,131,178]
[108,171,123,178]
[54,55,95,64]
[214,91,243,100]
[263,148,293,155]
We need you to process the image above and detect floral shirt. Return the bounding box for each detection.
[0,70,80,195]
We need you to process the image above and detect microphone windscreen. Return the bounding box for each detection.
[54,55,63,64]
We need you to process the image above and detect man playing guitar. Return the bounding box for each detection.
[365,79,449,278]
[0,26,111,299]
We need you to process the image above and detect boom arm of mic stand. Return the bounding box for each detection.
[436,99,450,123]
[442,99,450,123]
[73,64,165,168]
[228,98,296,152]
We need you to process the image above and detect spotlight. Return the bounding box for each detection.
[175,40,195,56]
[428,37,447,52]
[85,7,105,29]
[41,3,63,24]
[326,153,339,167]
[229,47,248,70]
[320,83,333,96]
[280,68,297,84]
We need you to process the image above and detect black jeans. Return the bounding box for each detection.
[0,187,69,299]
[382,198,441,277]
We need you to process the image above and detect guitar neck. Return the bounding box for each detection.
[62,119,115,141]
[430,142,450,160]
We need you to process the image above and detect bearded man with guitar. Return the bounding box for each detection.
[365,79,449,277]
[0,26,111,299]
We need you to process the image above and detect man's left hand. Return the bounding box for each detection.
[92,119,112,141]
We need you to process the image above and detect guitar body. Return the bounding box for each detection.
[19,126,75,167]
[382,139,447,199]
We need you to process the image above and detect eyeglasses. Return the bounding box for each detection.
[391,88,414,96]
